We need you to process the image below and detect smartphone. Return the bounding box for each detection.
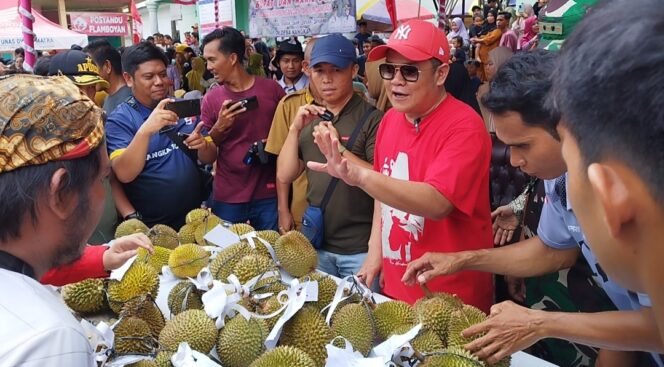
[165,98,201,118]
[229,96,259,112]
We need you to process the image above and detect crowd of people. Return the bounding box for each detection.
[0,0,663,366]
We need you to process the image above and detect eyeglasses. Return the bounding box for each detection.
[379,63,423,82]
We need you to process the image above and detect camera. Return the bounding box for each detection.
[243,139,270,165]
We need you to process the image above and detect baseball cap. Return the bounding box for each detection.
[276,41,304,63]
[310,34,357,69]
[367,20,449,64]
[48,50,110,89]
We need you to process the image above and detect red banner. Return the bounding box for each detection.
[69,12,129,36]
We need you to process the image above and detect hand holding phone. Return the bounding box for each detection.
[165,98,201,118]
[228,96,259,112]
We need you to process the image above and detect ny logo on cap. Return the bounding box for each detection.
[394,24,412,40]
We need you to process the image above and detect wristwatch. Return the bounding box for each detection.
[123,211,143,221]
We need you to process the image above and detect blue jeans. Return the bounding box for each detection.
[316,249,380,291]
[211,197,278,231]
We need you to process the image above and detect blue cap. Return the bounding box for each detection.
[310,34,356,69]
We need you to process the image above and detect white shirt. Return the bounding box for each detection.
[0,269,94,367]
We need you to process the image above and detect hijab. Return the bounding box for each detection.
[186,57,206,93]
[447,17,470,44]
[520,16,538,48]
[482,9,498,34]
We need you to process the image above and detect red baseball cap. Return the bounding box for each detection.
[367,20,449,64]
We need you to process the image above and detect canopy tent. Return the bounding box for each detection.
[0,4,87,52]
[357,0,436,29]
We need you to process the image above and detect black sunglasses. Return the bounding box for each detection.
[379,63,423,82]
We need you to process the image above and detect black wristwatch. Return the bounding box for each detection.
[123,211,143,221]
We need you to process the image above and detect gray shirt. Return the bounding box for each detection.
[103,85,132,115]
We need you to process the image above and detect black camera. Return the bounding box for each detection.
[243,139,270,165]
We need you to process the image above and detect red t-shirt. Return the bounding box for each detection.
[373,95,493,312]
[40,245,109,286]
[201,77,286,203]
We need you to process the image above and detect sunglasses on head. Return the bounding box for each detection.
[378,63,423,82]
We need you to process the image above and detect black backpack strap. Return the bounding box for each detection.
[319,106,376,211]
[163,128,199,164]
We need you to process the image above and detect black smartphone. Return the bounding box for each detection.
[319,109,334,121]
[165,98,201,118]
[230,96,259,111]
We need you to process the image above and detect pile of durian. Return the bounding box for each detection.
[59,208,511,367]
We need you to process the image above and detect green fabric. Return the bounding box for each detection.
[88,177,117,244]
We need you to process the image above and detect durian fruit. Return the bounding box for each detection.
[120,295,165,339]
[209,241,254,281]
[115,218,149,238]
[136,246,172,274]
[168,243,210,278]
[154,351,174,367]
[186,208,212,225]
[113,316,156,355]
[107,262,160,313]
[298,272,337,311]
[279,306,332,367]
[249,346,316,367]
[415,293,463,341]
[61,278,107,314]
[158,309,217,354]
[419,346,485,367]
[178,223,197,244]
[229,222,255,236]
[253,275,286,295]
[331,303,374,356]
[273,231,317,277]
[127,360,158,367]
[216,316,268,367]
[256,295,285,330]
[372,300,416,341]
[148,224,179,249]
[253,230,280,258]
[194,215,222,246]
[410,329,446,354]
[168,281,204,315]
[447,305,488,348]
[231,253,275,284]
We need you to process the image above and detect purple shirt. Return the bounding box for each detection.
[201,77,286,203]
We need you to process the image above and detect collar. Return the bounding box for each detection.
[330,93,363,125]
[279,74,308,93]
[0,250,35,279]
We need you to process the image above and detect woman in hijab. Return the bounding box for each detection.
[471,9,502,81]
[520,16,540,51]
[444,62,481,115]
[477,47,513,132]
[185,57,207,94]
[447,17,470,47]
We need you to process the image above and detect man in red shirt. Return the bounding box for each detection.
[308,20,493,311]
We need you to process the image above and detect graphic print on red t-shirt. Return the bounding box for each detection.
[380,152,425,266]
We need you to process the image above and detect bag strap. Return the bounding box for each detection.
[163,128,199,165]
[319,106,376,211]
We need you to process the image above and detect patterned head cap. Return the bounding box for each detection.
[0,74,104,173]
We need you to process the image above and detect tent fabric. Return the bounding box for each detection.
[357,0,435,25]
[0,5,87,52]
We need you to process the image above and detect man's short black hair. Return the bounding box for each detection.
[499,12,512,22]
[146,36,155,42]
[358,20,367,26]
[201,27,246,64]
[552,0,664,205]
[472,5,482,12]
[91,44,123,76]
[121,41,169,76]
[83,39,112,55]
[0,147,102,242]
[482,49,560,138]
[33,56,51,76]
[165,35,172,40]
[14,48,24,58]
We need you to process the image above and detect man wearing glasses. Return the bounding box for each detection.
[307,20,493,311]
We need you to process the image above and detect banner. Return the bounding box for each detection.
[249,0,357,38]
[69,12,128,36]
[198,0,235,39]
[130,0,143,44]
